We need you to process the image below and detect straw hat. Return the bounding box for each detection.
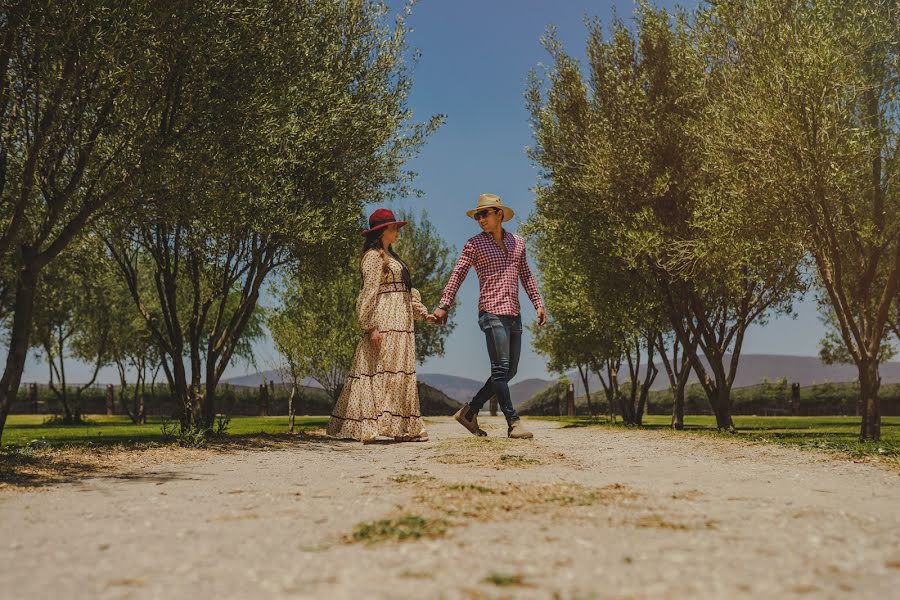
[466,193,514,221]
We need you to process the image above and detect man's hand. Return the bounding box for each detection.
[425,313,438,324]
[433,307,448,325]
[368,329,382,353]
[536,307,547,326]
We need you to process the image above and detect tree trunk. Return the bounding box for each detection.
[635,330,658,426]
[673,365,690,430]
[606,360,619,424]
[623,340,640,425]
[0,259,39,442]
[712,386,735,432]
[115,360,133,421]
[577,364,593,416]
[287,383,297,434]
[57,328,76,421]
[204,375,218,429]
[636,363,658,427]
[672,384,685,430]
[858,358,881,441]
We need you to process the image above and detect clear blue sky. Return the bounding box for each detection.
[19,0,826,385]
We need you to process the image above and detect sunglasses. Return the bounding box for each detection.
[474,209,499,220]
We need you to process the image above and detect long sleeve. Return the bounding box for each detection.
[519,245,544,311]
[356,250,382,331]
[410,288,429,321]
[439,240,476,308]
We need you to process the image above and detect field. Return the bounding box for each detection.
[536,414,900,462]
[0,415,329,448]
[3,414,898,471]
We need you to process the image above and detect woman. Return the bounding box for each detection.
[327,208,434,443]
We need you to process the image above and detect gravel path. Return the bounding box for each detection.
[1,417,898,599]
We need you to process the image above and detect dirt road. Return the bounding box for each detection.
[1,417,898,599]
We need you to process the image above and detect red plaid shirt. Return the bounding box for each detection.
[440,230,543,316]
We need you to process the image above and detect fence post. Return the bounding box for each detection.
[791,382,800,416]
[489,396,498,416]
[567,383,575,417]
[105,384,114,416]
[29,382,38,414]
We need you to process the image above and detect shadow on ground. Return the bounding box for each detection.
[0,429,351,491]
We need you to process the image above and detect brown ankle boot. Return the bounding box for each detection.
[454,404,487,436]
[507,419,533,439]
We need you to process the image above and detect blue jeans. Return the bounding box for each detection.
[470,311,522,422]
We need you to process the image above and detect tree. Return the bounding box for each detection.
[106,0,440,432]
[0,0,169,441]
[269,259,360,404]
[29,235,113,423]
[100,250,165,424]
[700,0,899,440]
[525,6,804,431]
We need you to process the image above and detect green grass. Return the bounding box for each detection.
[535,414,900,460]
[0,415,329,448]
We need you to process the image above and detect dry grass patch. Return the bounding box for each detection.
[632,513,718,530]
[105,578,145,588]
[399,570,435,579]
[344,477,639,544]
[670,489,704,501]
[400,477,640,520]
[432,436,562,468]
[209,513,259,523]
[482,572,528,587]
[390,473,435,484]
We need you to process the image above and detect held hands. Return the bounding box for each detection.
[425,307,543,326]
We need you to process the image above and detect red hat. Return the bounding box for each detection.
[361,208,407,235]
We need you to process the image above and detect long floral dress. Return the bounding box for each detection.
[326,249,430,441]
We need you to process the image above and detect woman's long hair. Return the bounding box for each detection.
[363,229,411,291]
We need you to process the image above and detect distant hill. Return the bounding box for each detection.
[508,378,555,407]
[417,373,482,404]
[563,355,900,399]
[418,373,554,407]
[222,369,322,389]
[417,382,463,416]
[223,355,900,410]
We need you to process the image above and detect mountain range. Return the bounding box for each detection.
[222,354,900,407]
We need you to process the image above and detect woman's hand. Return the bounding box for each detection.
[425,313,438,324]
[368,329,382,353]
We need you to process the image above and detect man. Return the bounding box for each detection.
[433,193,547,439]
